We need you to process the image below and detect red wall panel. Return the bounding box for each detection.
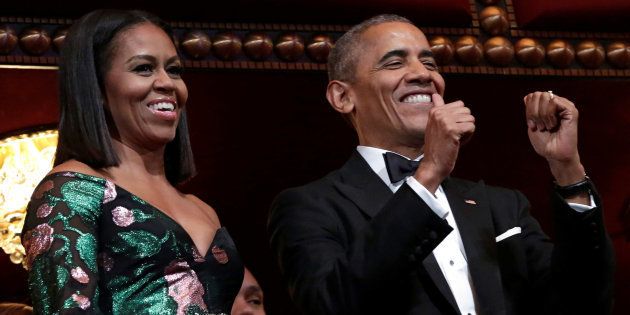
[0,68,58,136]
[513,0,630,31]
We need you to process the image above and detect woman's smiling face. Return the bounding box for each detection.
[103,22,188,151]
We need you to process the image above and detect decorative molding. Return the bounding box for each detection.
[469,0,480,29]
[0,64,57,70]
[0,17,73,25]
[0,55,58,66]
[510,30,630,40]
[1,1,629,76]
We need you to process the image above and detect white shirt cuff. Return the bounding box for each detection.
[568,194,596,213]
[405,177,449,219]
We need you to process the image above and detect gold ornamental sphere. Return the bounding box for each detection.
[275,33,305,62]
[546,40,575,68]
[181,31,212,59]
[306,34,333,63]
[430,36,455,66]
[0,25,18,54]
[480,6,509,35]
[243,32,274,61]
[19,27,51,56]
[515,38,546,67]
[576,40,605,69]
[455,36,483,66]
[211,32,242,61]
[606,42,630,68]
[484,36,514,66]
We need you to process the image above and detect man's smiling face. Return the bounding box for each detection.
[347,21,445,150]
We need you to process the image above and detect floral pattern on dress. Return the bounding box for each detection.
[165,259,208,314]
[72,293,91,310]
[36,203,53,218]
[23,223,53,270]
[22,172,244,314]
[111,206,134,227]
[103,179,117,204]
[71,266,90,284]
[33,180,54,199]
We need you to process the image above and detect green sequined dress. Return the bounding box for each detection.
[22,172,244,314]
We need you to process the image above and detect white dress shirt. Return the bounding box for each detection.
[356,145,595,315]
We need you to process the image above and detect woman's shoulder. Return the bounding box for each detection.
[28,161,110,230]
[37,160,112,198]
[48,159,104,178]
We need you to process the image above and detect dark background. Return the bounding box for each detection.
[1,0,629,313]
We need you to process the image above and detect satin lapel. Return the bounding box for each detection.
[333,151,393,218]
[335,153,459,312]
[422,253,459,313]
[442,178,506,315]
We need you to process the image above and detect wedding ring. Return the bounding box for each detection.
[547,90,554,99]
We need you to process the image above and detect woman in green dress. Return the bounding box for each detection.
[21,10,243,314]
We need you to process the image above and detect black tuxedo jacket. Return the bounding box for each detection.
[268,152,614,315]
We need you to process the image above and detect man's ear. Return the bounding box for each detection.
[326,80,354,114]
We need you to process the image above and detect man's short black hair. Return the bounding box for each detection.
[327,14,413,83]
[55,9,196,185]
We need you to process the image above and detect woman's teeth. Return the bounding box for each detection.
[148,102,175,111]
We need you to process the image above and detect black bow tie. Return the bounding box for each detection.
[383,152,421,183]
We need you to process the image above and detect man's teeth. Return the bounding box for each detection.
[149,102,175,111]
[402,94,431,103]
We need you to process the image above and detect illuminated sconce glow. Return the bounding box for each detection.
[0,129,57,266]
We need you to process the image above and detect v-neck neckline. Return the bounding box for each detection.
[46,171,221,258]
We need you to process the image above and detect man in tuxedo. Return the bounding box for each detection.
[268,14,613,315]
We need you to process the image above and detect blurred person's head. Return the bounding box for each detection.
[231,268,265,315]
[0,302,33,315]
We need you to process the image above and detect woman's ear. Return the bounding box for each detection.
[326,80,354,114]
